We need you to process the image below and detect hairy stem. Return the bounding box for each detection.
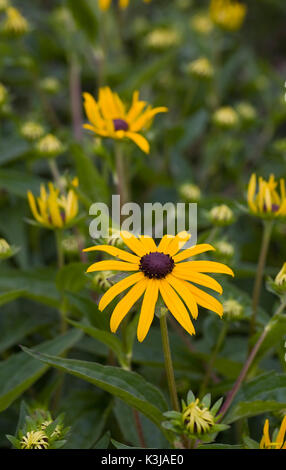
[160,313,179,411]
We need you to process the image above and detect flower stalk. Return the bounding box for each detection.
[160,311,179,412]
[250,220,273,337]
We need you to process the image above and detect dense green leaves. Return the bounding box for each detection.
[0,329,82,412]
[22,348,169,432]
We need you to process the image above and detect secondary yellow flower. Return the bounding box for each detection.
[210,0,247,31]
[83,87,168,154]
[182,398,215,434]
[275,263,286,287]
[99,0,151,11]
[27,178,79,229]
[84,231,234,342]
[260,416,286,449]
[247,174,286,219]
[20,431,48,449]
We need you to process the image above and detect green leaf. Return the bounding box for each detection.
[225,400,286,424]
[68,320,127,367]
[0,267,60,307]
[0,329,82,411]
[22,348,169,433]
[252,314,286,363]
[66,0,98,42]
[198,443,242,449]
[0,168,43,198]
[0,289,24,307]
[56,262,89,293]
[111,439,140,449]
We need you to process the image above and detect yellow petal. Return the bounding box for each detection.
[177,260,234,276]
[173,267,223,294]
[120,231,148,257]
[159,279,195,335]
[276,416,286,448]
[99,272,144,311]
[137,279,159,342]
[247,173,257,213]
[27,191,46,225]
[83,92,105,128]
[138,235,157,253]
[173,243,215,262]
[167,275,198,319]
[186,283,223,317]
[86,260,139,273]
[83,244,140,264]
[157,234,174,253]
[110,278,147,332]
[165,231,191,256]
[125,131,150,154]
[130,106,168,132]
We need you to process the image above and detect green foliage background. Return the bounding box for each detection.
[1,0,286,449]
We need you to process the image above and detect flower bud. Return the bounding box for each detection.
[214,240,234,259]
[179,183,201,202]
[275,263,286,288]
[209,204,234,226]
[223,299,244,320]
[20,122,45,141]
[36,134,64,158]
[190,13,213,35]
[2,7,29,36]
[187,57,214,79]
[213,106,239,128]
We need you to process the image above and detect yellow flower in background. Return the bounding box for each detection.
[260,416,286,449]
[210,0,246,31]
[2,6,29,35]
[84,231,234,342]
[247,174,286,219]
[275,263,286,287]
[83,87,168,154]
[20,431,49,449]
[27,178,79,229]
[99,0,151,11]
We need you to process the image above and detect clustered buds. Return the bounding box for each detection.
[209,204,234,226]
[162,390,228,443]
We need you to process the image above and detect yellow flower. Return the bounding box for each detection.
[99,0,151,11]
[182,398,215,434]
[210,0,247,31]
[83,87,168,154]
[84,231,234,342]
[27,178,79,229]
[275,263,286,287]
[247,174,286,219]
[260,416,286,449]
[2,6,29,35]
[20,430,49,449]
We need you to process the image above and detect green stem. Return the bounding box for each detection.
[115,143,129,209]
[55,230,67,334]
[160,312,179,411]
[219,301,285,420]
[199,322,228,398]
[250,220,273,337]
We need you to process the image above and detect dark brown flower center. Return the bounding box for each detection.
[139,252,174,279]
[113,118,129,132]
[263,203,280,213]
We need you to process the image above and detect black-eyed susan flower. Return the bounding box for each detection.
[247,174,286,219]
[27,178,79,230]
[84,231,234,342]
[2,6,29,36]
[210,0,247,32]
[260,416,286,449]
[163,390,228,441]
[99,0,151,11]
[83,87,167,154]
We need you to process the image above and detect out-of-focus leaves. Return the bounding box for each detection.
[225,400,286,424]
[0,329,82,411]
[66,0,98,42]
[22,348,169,433]
[0,290,24,307]
[0,267,60,307]
[0,169,43,198]
[56,262,89,293]
[0,139,30,166]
